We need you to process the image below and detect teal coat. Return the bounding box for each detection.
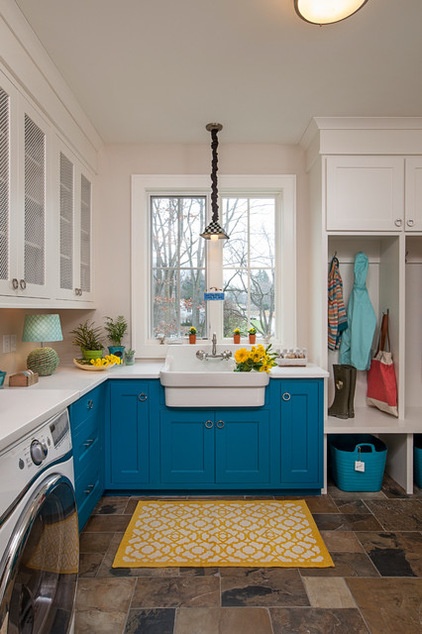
[339,252,376,370]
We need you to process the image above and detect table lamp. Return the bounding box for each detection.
[22,314,63,376]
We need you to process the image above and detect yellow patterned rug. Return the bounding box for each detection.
[112,499,334,568]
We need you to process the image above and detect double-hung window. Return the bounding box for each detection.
[132,175,296,356]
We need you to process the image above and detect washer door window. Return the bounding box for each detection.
[0,474,78,633]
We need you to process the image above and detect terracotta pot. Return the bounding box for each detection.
[249,334,256,344]
[189,334,196,344]
[233,334,241,344]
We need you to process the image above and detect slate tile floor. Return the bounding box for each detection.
[75,476,422,633]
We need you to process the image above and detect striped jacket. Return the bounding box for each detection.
[328,256,348,350]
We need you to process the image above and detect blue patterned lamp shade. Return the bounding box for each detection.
[23,314,63,343]
[22,314,63,376]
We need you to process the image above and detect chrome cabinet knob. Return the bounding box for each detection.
[138,392,148,401]
[394,219,403,227]
[282,392,291,401]
[204,420,213,429]
[216,420,225,429]
[407,219,415,227]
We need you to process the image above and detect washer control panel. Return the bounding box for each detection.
[0,410,72,516]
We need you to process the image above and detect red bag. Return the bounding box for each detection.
[366,311,398,417]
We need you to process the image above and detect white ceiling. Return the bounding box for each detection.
[13,0,422,145]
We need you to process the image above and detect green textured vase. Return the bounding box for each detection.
[27,347,60,376]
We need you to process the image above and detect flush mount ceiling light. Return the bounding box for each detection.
[294,0,369,25]
[200,123,229,241]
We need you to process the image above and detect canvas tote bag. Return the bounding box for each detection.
[366,311,398,417]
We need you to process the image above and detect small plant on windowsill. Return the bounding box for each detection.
[188,326,197,344]
[233,328,241,344]
[248,326,257,344]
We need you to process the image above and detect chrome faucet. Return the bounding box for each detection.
[196,332,232,362]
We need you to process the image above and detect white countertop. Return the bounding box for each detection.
[0,360,163,453]
[270,364,329,379]
[0,360,327,453]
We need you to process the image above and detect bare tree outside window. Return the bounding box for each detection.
[151,196,207,339]
[222,197,276,339]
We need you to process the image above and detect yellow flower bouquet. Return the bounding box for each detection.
[89,353,122,368]
[234,344,277,373]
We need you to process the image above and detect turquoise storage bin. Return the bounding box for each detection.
[414,435,422,488]
[329,434,387,492]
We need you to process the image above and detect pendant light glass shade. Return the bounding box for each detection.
[200,123,229,240]
[294,0,369,25]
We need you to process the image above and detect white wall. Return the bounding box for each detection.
[94,142,311,353]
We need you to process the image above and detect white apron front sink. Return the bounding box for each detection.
[160,345,269,407]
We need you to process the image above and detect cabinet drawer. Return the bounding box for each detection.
[75,455,101,502]
[73,431,101,479]
[72,404,100,446]
[70,385,103,427]
[75,458,102,531]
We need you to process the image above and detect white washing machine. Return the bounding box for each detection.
[0,409,78,634]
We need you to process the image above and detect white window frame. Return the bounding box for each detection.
[131,174,296,357]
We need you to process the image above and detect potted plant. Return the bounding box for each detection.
[248,326,257,344]
[104,315,128,359]
[70,320,104,360]
[124,348,136,366]
[188,326,197,344]
[233,327,241,344]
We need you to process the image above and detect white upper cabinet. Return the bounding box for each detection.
[326,155,422,232]
[405,157,422,231]
[0,81,12,296]
[0,67,95,307]
[326,156,405,231]
[56,141,94,302]
[0,72,53,300]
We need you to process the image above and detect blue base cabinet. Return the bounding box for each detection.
[69,383,105,531]
[105,379,158,488]
[270,378,324,490]
[160,408,270,487]
[104,377,324,494]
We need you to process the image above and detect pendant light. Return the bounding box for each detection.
[200,123,229,241]
[294,0,369,25]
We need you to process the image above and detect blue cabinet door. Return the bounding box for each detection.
[160,408,270,487]
[160,410,215,484]
[108,380,150,486]
[275,379,323,488]
[215,409,270,484]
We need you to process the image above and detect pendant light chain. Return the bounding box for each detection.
[208,124,221,223]
[200,122,229,240]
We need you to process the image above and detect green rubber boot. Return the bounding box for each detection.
[346,365,357,418]
[328,364,350,419]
